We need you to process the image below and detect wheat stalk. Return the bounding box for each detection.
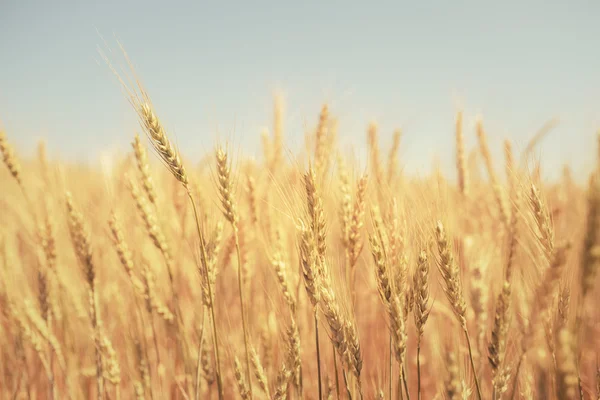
[436,221,482,400]
[215,145,253,399]
[66,192,104,400]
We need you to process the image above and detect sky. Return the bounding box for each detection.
[1,0,599,180]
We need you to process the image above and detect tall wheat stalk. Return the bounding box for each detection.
[435,221,482,400]
[65,192,104,400]
[215,145,253,399]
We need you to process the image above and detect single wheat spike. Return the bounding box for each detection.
[139,102,188,186]
[10,302,51,375]
[505,196,519,282]
[133,339,151,394]
[109,212,145,297]
[200,336,215,385]
[370,234,392,306]
[202,222,223,308]
[494,367,512,398]
[260,328,273,375]
[557,285,571,329]
[304,167,327,267]
[370,234,407,369]
[344,320,363,380]
[132,133,158,205]
[314,104,330,178]
[489,201,518,377]
[348,174,368,269]
[37,266,49,322]
[489,280,511,376]
[413,250,431,342]
[39,202,57,271]
[317,255,363,381]
[272,362,292,400]
[99,329,121,385]
[66,192,104,399]
[249,345,270,398]
[436,221,483,399]
[435,221,467,328]
[493,223,518,374]
[141,262,174,323]
[544,315,558,375]
[133,381,145,400]
[319,284,347,362]
[324,376,334,400]
[470,264,488,356]
[216,145,252,398]
[287,318,302,393]
[299,226,321,307]
[128,176,172,263]
[556,328,578,399]
[271,249,296,312]
[233,357,251,400]
[455,111,468,196]
[530,184,554,256]
[66,193,95,290]
[0,130,23,186]
[523,243,570,350]
[237,219,252,288]
[371,206,388,254]
[390,211,410,318]
[108,212,134,277]
[383,201,400,268]
[388,294,407,367]
[216,146,238,226]
[338,154,352,247]
[246,175,258,226]
[23,299,66,370]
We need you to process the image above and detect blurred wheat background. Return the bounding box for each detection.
[1,72,600,400]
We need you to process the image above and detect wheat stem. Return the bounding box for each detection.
[187,192,224,400]
[315,313,323,400]
[465,329,483,400]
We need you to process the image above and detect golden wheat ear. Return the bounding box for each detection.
[233,356,251,400]
[132,133,158,205]
[138,103,189,186]
[249,345,270,398]
[0,131,23,187]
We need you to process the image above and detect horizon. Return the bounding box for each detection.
[1,1,599,180]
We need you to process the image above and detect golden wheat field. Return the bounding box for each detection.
[1,69,600,400]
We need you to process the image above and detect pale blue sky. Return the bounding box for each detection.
[1,1,599,179]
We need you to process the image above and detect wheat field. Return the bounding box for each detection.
[0,70,599,400]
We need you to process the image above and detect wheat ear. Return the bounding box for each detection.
[132,133,158,205]
[249,345,270,398]
[0,130,23,187]
[215,145,253,399]
[413,250,430,400]
[66,192,104,400]
[436,221,482,400]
